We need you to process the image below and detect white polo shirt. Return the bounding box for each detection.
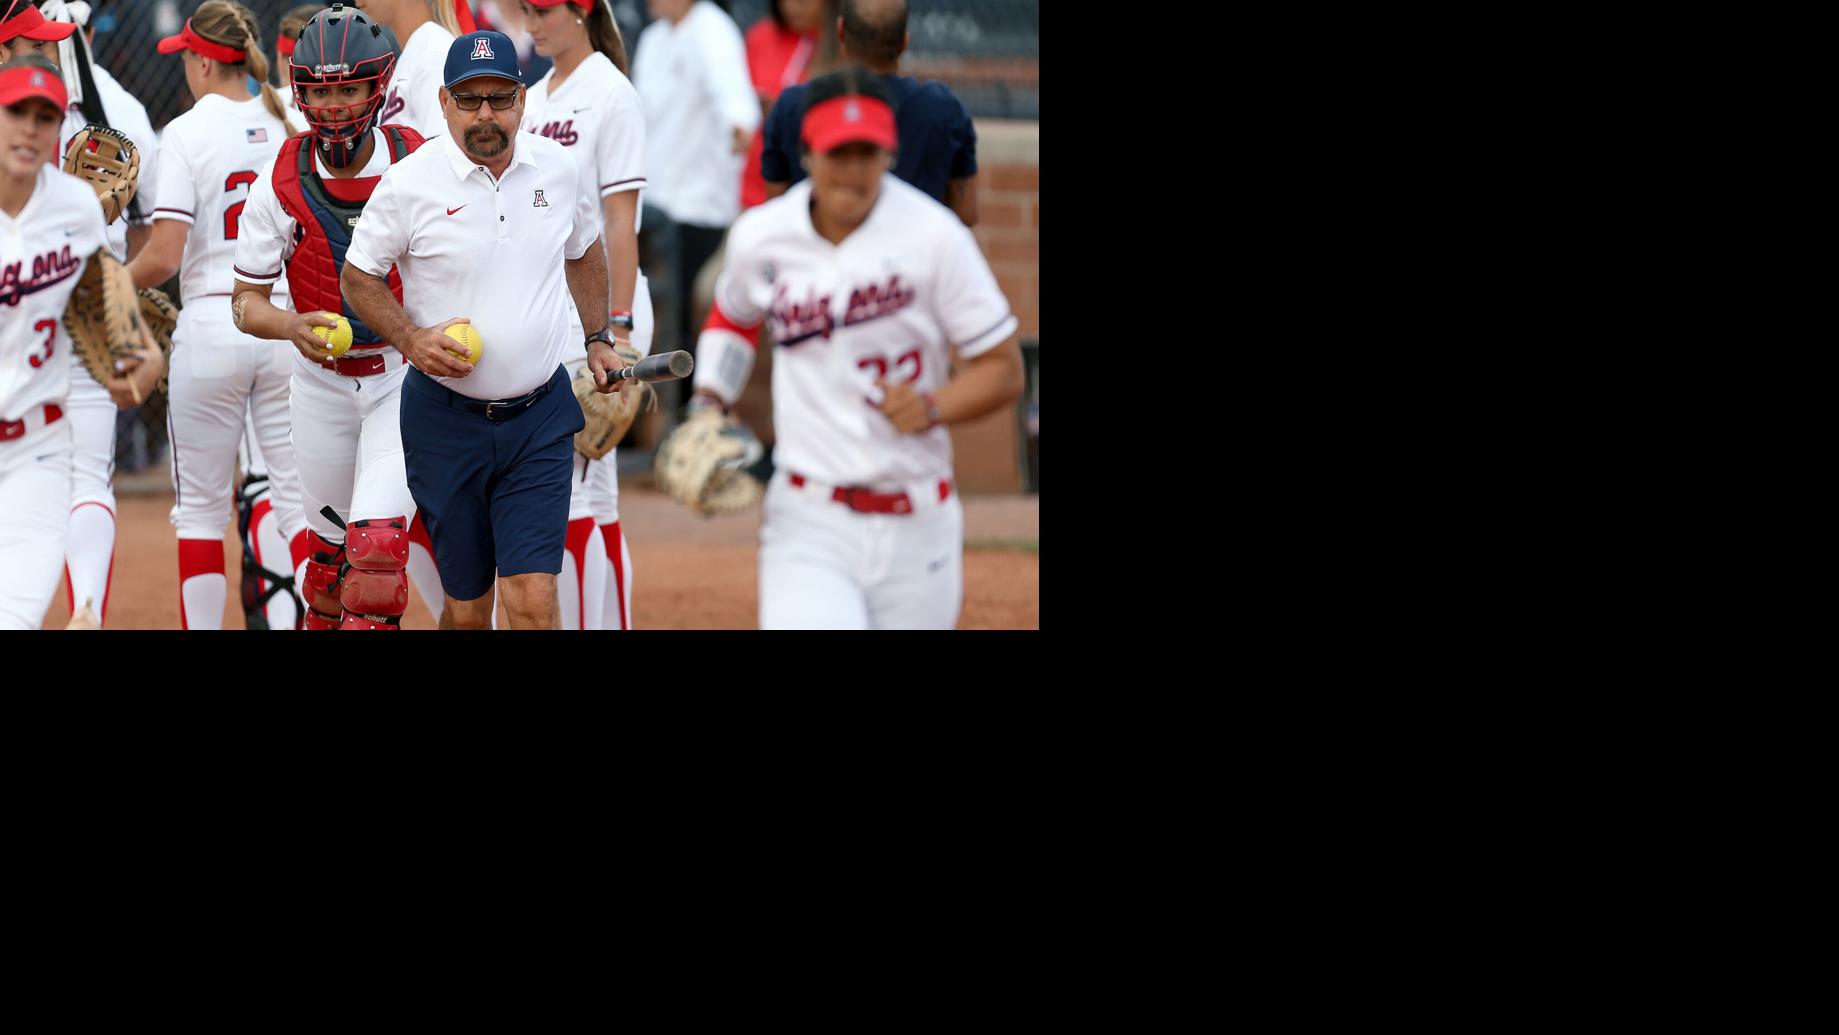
[346,129,601,401]
[631,1,759,229]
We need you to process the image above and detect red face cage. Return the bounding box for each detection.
[289,52,396,145]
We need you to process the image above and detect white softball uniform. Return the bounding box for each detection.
[233,127,417,547]
[378,20,455,143]
[524,50,653,629]
[0,164,108,629]
[58,76,161,621]
[700,176,1016,630]
[153,92,304,540]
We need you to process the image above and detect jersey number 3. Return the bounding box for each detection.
[223,170,259,241]
[27,319,54,368]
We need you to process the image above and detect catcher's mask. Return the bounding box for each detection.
[289,3,398,169]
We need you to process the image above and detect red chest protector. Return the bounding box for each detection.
[272,124,424,347]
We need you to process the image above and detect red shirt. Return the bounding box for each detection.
[741,18,818,210]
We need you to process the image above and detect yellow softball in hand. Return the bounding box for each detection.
[444,323,483,364]
[312,312,353,357]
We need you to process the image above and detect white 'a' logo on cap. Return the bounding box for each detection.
[845,100,861,122]
[472,37,494,60]
[31,72,45,86]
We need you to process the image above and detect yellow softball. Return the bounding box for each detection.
[312,312,353,357]
[444,323,483,364]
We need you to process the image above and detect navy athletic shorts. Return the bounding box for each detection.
[400,365,584,602]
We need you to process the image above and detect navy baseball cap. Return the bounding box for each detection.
[444,30,521,90]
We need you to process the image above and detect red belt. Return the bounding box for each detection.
[321,349,393,377]
[0,403,62,442]
[788,471,952,515]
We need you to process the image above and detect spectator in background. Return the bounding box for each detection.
[630,0,756,416]
[762,0,977,226]
[741,0,830,211]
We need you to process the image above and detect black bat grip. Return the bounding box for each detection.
[609,350,694,383]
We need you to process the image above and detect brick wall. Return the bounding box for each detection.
[951,119,1039,494]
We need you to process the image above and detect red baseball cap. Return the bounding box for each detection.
[0,57,67,111]
[802,95,898,154]
[0,3,79,45]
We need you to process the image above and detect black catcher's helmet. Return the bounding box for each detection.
[289,3,400,168]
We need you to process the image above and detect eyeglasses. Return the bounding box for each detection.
[450,89,519,111]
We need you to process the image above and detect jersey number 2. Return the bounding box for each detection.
[27,319,54,368]
[223,170,259,241]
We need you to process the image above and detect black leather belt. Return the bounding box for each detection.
[413,368,557,421]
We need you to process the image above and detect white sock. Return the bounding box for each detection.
[65,502,116,622]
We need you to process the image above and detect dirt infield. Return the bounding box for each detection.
[39,483,1038,630]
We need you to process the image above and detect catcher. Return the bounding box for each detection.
[0,53,162,629]
[655,69,1023,629]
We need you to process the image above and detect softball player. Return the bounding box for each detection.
[518,0,651,630]
[121,1,306,630]
[1,0,161,627]
[686,69,1023,629]
[219,2,326,632]
[360,0,460,140]
[232,2,434,630]
[0,53,160,629]
[275,3,325,121]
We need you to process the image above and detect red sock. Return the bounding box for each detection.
[563,516,595,630]
[178,538,227,630]
[601,521,628,631]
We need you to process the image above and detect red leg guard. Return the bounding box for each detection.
[303,530,346,628]
[304,610,343,630]
[340,517,410,628]
[339,612,402,630]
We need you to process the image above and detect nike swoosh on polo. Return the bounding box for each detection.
[447,205,467,216]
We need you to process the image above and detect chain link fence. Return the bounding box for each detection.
[92,0,1036,128]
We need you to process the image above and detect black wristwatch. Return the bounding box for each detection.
[584,327,615,352]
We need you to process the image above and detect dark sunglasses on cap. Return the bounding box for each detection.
[450,88,518,110]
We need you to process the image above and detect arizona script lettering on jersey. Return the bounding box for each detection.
[843,275,914,328]
[770,275,914,347]
[534,119,579,146]
[0,246,82,307]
